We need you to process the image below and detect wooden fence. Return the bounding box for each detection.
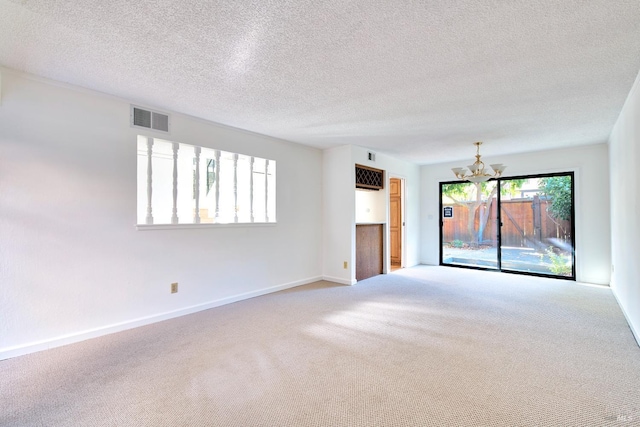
[442,197,572,249]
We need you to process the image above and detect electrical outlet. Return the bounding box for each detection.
[171,282,178,293]
[343,261,348,269]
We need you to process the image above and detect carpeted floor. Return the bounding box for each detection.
[1,266,639,426]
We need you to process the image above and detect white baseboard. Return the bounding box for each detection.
[322,275,356,285]
[611,287,640,348]
[0,276,322,361]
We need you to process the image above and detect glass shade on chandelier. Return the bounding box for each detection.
[451,142,506,183]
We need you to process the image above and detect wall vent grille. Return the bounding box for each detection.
[131,106,170,133]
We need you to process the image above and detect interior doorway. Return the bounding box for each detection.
[390,177,403,271]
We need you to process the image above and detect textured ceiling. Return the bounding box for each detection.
[1,0,640,164]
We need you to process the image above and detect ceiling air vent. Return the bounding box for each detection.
[131,106,170,133]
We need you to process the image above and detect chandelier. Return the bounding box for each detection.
[451,142,506,183]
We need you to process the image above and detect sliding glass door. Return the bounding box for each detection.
[440,181,499,270]
[499,175,574,277]
[440,173,575,280]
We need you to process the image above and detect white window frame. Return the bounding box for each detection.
[136,136,276,230]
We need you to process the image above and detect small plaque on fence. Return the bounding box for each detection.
[443,206,453,218]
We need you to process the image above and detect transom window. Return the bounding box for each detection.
[136,136,276,226]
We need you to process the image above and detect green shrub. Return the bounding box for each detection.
[546,247,571,276]
[451,239,465,248]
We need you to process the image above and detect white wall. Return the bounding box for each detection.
[421,144,611,285]
[322,145,421,284]
[0,70,323,359]
[351,146,421,273]
[355,189,386,224]
[322,145,355,284]
[608,70,640,343]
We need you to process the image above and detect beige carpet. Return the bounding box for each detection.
[1,266,639,426]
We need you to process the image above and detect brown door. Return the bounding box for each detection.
[390,178,402,267]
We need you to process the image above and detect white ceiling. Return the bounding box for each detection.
[1,0,639,164]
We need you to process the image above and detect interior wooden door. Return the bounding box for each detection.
[390,178,402,267]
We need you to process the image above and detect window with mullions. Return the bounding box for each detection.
[440,172,575,279]
[136,136,276,226]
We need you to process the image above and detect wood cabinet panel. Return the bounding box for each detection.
[356,224,383,281]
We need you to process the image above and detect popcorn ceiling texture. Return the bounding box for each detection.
[1,0,639,164]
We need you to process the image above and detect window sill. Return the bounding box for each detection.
[136,222,277,231]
